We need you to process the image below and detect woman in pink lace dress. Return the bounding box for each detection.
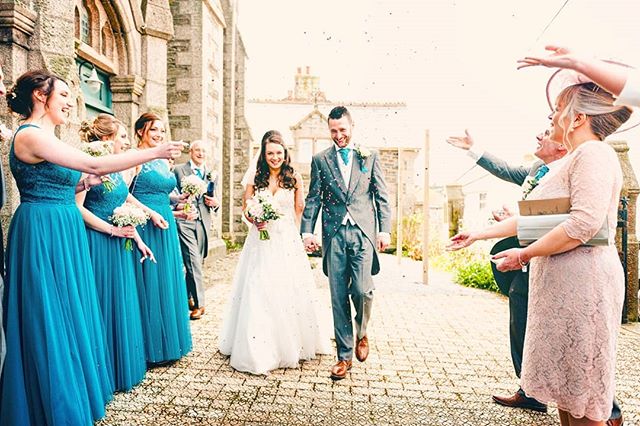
[448,82,632,425]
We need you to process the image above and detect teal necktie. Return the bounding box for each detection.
[194,168,203,179]
[338,148,350,166]
[533,164,549,181]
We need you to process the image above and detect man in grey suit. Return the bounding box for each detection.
[447,130,624,425]
[174,140,219,320]
[301,106,391,380]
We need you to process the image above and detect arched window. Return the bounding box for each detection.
[74,7,80,39]
[101,23,114,59]
[80,2,90,45]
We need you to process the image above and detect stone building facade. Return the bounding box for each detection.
[246,67,419,242]
[0,0,251,257]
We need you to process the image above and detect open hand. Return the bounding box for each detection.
[517,45,577,70]
[492,205,514,222]
[446,129,474,151]
[446,231,477,251]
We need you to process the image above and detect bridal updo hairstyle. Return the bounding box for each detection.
[254,130,297,191]
[6,70,65,119]
[556,82,632,145]
[79,113,121,143]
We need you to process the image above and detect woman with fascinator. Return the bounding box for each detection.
[218,130,331,375]
[448,78,632,425]
[518,44,640,108]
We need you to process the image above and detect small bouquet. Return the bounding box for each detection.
[81,141,115,191]
[244,193,283,240]
[109,202,150,250]
[180,174,208,213]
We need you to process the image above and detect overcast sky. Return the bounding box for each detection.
[237,0,640,186]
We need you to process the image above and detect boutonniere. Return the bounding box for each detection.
[522,175,539,200]
[205,171,214,182]
[353,146,371,172]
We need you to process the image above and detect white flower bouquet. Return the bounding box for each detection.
[109,202,150,250]
[180,174,208,213]
[244,193,283,240]
[81,141,115,191]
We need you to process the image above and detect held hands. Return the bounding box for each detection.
[446,231,478,251]
[446,129,475,151]
[254,220,266,231]
[303,235,320,253]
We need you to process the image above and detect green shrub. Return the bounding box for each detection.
[453,259,500,293]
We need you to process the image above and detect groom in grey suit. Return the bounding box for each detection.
[174,140,219,320]
[301,106,391,380]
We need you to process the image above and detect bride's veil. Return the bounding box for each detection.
[240,151,260,189]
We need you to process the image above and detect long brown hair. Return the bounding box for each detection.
[254,130,297,190]
[134,112,162,146]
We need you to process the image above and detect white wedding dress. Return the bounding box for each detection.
[218,188,332,375]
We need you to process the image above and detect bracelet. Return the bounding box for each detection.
[82,178,90,191]
[109,225,114,237]
[518,250,529,273]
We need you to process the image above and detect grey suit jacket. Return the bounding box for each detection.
[301,146,392,276]
[173,162,214,233]
[477,152,545,187]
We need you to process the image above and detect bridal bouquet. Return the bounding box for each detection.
[81,141,115,192]
[109,202,150,250]
[180,174,208,213]
[244,193,283,240]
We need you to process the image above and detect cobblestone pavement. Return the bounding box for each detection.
[100,253,640,425]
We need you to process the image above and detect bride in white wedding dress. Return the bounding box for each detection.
[218,130,331,375]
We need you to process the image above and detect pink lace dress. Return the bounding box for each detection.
[521,141,624,421]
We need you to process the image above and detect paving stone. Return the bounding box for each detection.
[100,253,640,425]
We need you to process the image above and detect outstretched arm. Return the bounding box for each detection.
[517,45,629,98]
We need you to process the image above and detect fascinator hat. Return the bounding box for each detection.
[546,59,639,134]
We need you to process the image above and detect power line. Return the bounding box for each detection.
[529,0,571,49]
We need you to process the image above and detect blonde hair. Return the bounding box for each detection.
[556,82,632,148]
[79,113,122,143]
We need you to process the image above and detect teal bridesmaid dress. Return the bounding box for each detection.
[83,172,146,391]
[130,159,192,363]
[0,124,113,425]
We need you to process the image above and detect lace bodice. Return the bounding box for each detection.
[130,159,176,207]
[9,124,81,205]
[83,173,128,221]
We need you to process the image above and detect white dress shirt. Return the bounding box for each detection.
[335,145,356,226]
[615,68,640,108]
[189,160,205,179]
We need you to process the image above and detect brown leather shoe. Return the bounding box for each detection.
[606,415,624,426]
[355,336,369,362]
[492,391,547,413]
[330,360,352,380]
[189,308,202,320]
[199,307,206,315]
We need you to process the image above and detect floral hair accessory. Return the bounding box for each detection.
[8,91,16,100]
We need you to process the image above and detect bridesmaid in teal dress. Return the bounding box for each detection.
[130,112,192,364]
[76,114,156,391]
[0,71,183,425]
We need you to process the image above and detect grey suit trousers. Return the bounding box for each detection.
[327,223,374,361]
[177,219,207,309]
